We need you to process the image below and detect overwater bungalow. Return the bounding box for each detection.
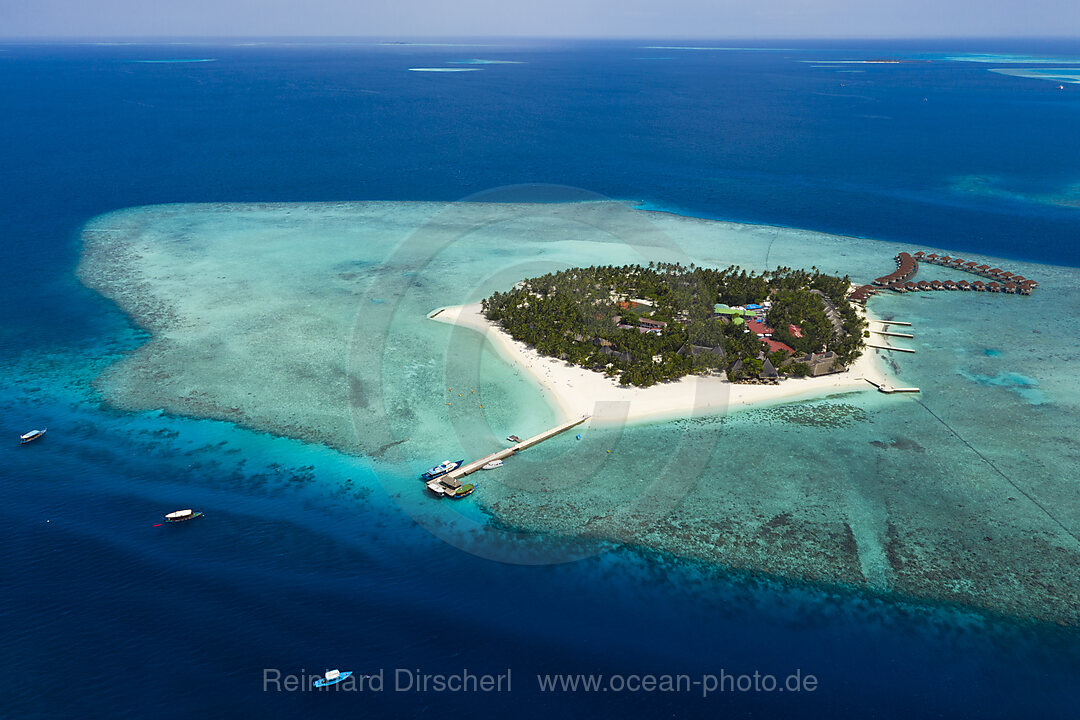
[1004,282,1017,294]
[971,281,986,291]
[917,281,932,291]
[944,279,959,290]
[1018,283,1033,295]
[987,282,1001,292]
[976,264,990,272]
[930,280,944,290]
[903,281,917,291]
[958,280,971,290]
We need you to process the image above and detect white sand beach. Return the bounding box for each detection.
[430,302,894,425]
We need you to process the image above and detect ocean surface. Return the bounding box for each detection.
[2,39,1080,718]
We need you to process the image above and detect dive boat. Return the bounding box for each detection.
[313,669,353,688]
[506,435,521,443]
[19,428,47,444]
[449,483,476,498]
[421,459,463,480]
[163,509,204,523]
[481,459,503,470]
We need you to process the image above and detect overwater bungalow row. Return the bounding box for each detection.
[912,250,1038,290]
[848,284,877,303]
[874,252,918,286]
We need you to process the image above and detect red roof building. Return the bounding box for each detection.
[763,338,795,355]
[746,319,774,337]
[788,324,804,338]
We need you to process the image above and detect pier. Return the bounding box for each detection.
[866,343,916,354]
[876,320,912,326]
[864,378,920,394]
[871,330,914,338]
[426,415,591,497]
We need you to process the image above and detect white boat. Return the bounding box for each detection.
[313,669,353,688]
[19,428,47,444]
[481,459,504,470]
[164,509,204,523]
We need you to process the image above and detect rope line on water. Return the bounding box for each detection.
[914,398,1080,547]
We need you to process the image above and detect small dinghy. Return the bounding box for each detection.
[449,483,475,499]
[506,435,521,443]
[163,509,204,523]
[481,459,503,470]
[313,669,353,688]
[19,428,47,444]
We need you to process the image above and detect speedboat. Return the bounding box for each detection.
[421,459,463,480]
[481,459,503,470]
[313,669,353,688]
[163,509,204,523]
[19,428,47,444]
[506,435,521,443]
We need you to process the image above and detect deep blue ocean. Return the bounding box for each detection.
[2,39,1079,718]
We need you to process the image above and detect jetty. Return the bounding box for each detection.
[866,343,916,354]
[864,378,920,394]
[425,415,591,497]
[871,330,914,338]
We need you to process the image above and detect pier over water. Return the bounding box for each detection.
[425,415,591,497]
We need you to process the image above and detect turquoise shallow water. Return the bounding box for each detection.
[75,200,1080,624]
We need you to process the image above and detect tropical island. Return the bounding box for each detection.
[480,262,867,387]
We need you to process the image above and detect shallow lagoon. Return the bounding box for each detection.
[79,200,1080,624]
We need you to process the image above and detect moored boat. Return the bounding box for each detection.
[449,483,476,498]
[421,459,463,480]
[481,459,503,470]
[19,428,47,444]
[163,509,204,523]
[506,435,521,443]
[313,669,353,688]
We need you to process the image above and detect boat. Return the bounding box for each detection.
[449,483,475,498]
[506,435,521,443]
[19,428,47,444]
[313,669,353,688]
[421,459,463,480]
[163,509,204,523]
[481,459,503,470]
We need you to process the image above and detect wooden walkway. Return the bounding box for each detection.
[426,415,591,496]
[864,378,920,394]
[871,330,914,338]
[866,343,916,354]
